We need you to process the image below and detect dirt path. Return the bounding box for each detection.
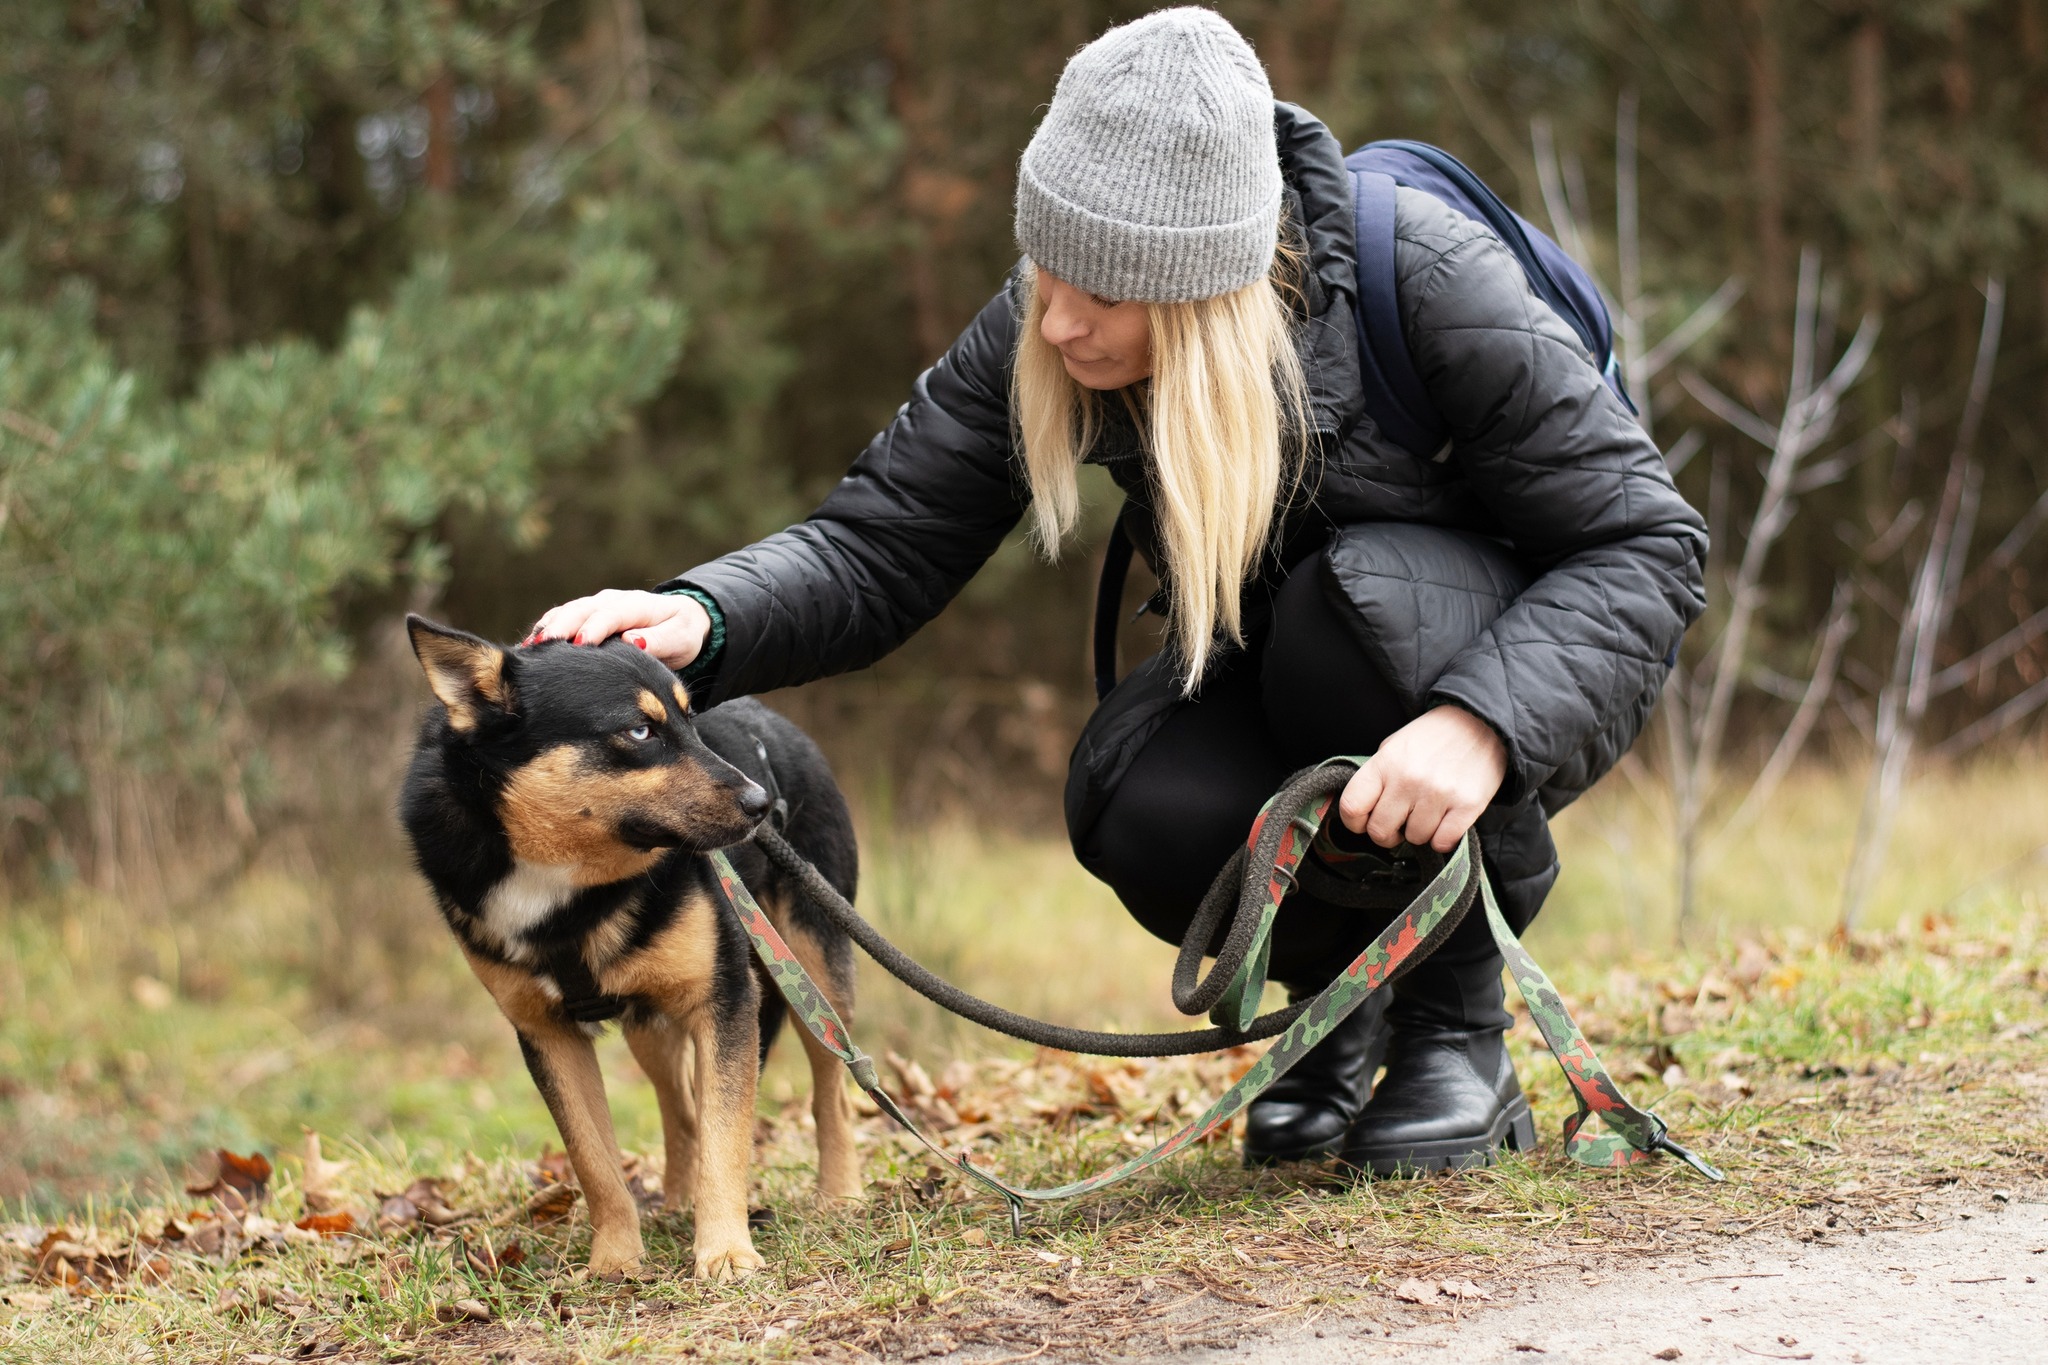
[1162,1189,2046,1364]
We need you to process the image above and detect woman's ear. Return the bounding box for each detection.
[406,614,514,732]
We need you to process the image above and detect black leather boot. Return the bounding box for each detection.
[1243,986,1389,1165]
[1339,949,1534,1176]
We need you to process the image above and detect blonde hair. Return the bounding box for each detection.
[1013,258,1311,690]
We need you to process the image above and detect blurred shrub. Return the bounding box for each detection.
[0,226,684,883]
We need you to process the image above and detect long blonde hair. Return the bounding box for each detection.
[1013,256,1311,690]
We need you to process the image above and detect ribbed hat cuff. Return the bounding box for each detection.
[1015,162,1279,304]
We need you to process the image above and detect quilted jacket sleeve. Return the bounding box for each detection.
[1392,189,1708,805]
[658,287,1028,706]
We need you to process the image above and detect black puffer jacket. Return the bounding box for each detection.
[664,103,1707,926]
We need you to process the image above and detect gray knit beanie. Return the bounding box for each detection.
[1015,7,1280,304]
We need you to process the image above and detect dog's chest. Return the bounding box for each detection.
[476,860,581,959]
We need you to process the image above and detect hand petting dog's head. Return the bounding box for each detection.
[407,615,770,881]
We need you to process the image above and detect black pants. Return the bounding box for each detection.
[1073,556,1501,991]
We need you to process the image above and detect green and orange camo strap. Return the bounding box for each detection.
[707,758,1720,1231]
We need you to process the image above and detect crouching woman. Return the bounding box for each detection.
[532,8,1706,1174]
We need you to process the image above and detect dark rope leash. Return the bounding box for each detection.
[708,757,1722,1231]
[752,762,1359,1056]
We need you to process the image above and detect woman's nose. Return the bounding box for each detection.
[1040,304,1088,348]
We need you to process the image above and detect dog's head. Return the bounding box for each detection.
[406,614,770,882]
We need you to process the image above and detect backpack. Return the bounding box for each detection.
[1346,139,1634,459]
[1091,139,1633,700]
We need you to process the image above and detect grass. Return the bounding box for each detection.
[2,755,2045,1361]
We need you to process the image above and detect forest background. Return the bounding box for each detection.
[4,0,2047,932]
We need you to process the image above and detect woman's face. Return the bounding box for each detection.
[1036,267,1153,390]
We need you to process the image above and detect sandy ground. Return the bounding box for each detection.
[1156,1190,2046,1365]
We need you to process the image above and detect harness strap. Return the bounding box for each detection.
[536,940,629,1025]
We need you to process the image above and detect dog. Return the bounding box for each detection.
[398,615,861,1280]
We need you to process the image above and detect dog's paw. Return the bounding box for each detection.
[586,1231,645,1279]
[694,1241,766,1282]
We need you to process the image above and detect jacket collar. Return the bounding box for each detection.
[1273,101,1364,441]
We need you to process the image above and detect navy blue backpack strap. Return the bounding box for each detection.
[1345,139,1637,462]
[1349,168,1449,461]
[1093,510,1134,702]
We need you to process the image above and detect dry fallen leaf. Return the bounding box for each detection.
[405,1177,462,1226]
[434,1298,491,1324]
[531,1148,576,1189]
[960,1228,989,1247]
[376,1177,460,1235]
[1441,1278,1491,1301]
[885,1050,937,1103]
[186,1149,271,1210]
[1393,1277,1440,1303]
[300,1132,352,1214]
[524,1183,579,1226]
[293,1211,355,1239]
[375,1193,420,1234]
[463,1236,527,1277]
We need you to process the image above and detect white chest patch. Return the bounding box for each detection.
[478,860,579,958]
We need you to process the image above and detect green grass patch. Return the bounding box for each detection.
[2,760,2045,1360]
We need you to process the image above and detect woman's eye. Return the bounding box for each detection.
[627,724,653,742]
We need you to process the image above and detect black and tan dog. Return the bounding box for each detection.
[398,616,861,1280]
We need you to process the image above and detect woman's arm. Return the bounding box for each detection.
[1396,188,1709,808]
[537,285,1028,705]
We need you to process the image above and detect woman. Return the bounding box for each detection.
[532,8,1707,1174]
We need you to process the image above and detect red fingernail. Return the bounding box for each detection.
[631,635,647,650]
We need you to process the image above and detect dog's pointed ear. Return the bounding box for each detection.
[407,615,513,733]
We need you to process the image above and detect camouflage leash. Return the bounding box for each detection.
[706,758,1721,1233]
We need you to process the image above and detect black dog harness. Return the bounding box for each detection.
[534,732,788,1027]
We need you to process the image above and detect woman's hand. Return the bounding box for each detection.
[527,590,710,672]
[1337,704,1508,854]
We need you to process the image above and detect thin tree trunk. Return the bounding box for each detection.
[883,0,950,364]
[423,74,458,193]
[614,0,651,107]
[162,0,231,356]
[1840,281,2003,932]
[1742,0,1789,338]
[182,175,233,352]
[1849,17,1884,192]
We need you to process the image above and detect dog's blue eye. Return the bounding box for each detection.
[627,724,653,742]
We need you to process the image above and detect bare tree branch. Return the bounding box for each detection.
[1664,427,1705,476]
[1679,370,1780,448]
[1933,675,2048,759]
[1840,278,2003,930]
[1961,486,2048,596]
[1930,604,2048,696]
[1717,579,1856,837]
[1638,277,1745,379]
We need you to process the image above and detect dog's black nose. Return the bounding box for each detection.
[737,783,772,819]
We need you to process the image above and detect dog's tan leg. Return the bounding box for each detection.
[623,1020,697,1215]
[515,1024,643,1276]
[687,1004,765,1281]
[782,923,863,1203]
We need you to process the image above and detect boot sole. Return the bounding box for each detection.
[1338,1092,1536,1178]
[1242,1131,1350,1167]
